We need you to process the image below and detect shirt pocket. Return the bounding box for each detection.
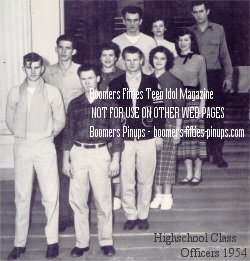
[209,39,220,45]
[209,39,220,55]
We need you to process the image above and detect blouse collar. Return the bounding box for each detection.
[179,52,195,64]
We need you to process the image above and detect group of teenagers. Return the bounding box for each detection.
[5,1,233,259]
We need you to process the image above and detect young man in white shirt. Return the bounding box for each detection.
[6,52,65,260]
[112,6,156,75]
[43,34,83,232]
[151,18,177,57]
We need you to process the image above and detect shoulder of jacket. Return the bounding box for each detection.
[111,73,125,83]
[143,73,157,82]
[44,83,61,95]
[140,33,155,41]
[194,54,206,62]
[210,22,224,31]
[8,85,20,96]
[112,33,125,42]
[164,71,181,83]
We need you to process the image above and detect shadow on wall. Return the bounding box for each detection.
[43,58,50,67]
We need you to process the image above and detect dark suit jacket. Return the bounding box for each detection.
[109,73,165,140]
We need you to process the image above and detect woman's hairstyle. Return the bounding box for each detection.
[175,28,200,56]
[98,42,121,60]
[149,46,174,71]
[151,17,165,27]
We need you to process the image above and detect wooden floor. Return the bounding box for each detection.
[0,136,249,261]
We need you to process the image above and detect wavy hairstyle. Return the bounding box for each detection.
[23,52,43,67]
[98,42,121,60]
[175,28,200,56]
[149,46,174,71]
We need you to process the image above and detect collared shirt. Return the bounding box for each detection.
[43,62,83,111]
[62,93,124,153]
[126,71,142,107]
[188,21,233,81]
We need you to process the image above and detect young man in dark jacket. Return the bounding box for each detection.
[109,46,165,230]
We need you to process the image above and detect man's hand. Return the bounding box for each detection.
[156,137,163,151]
[223,79,233,93]
[108,159,120,178]
[173,131,181,145]
[62,161,74,178]
[62,150,74,178]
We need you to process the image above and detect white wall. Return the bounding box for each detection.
[31,0,63,65]
[0,0,63,175]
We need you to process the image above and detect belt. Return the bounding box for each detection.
[73,141,107,149]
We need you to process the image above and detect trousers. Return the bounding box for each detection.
[14,142,59,247]
[120,139,156,220]
[69,145,113,248]
[206,70,225,157]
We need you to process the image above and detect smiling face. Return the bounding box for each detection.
[23,60,43,82]
[153,52,167,71]
[123,12,142,34]
[124,52,143,73]
[79,70,100,94]
[100,49,117,69]
[152,20,165,38]
[56,40,76,62]
[178,34,192,54]
[192,4,210,25]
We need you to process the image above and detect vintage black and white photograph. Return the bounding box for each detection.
[0,0,249,260]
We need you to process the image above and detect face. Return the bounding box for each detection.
[152,20,165,37]
[123,13,142,34]
[23,60,43,82]
[192,4,210,24]
[153,52,167,71]
[56,40,76,62]
[178,34,192,53]
[124,52,143,73]
[100,49,117,69]
[79,70,100,93]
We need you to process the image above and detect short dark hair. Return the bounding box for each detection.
[23,52,43,67]
[77,63,100,77]
[56,34,76,49]
[149,46,174,71]
[152,17,165,26]
[122,46,144,60]
[175,28,200,56]
[122,6,143,20]
[98,42,121,59]
[191,1,209,10]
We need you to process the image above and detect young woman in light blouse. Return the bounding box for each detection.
[151,18,177,57]
[170,28,208,186]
